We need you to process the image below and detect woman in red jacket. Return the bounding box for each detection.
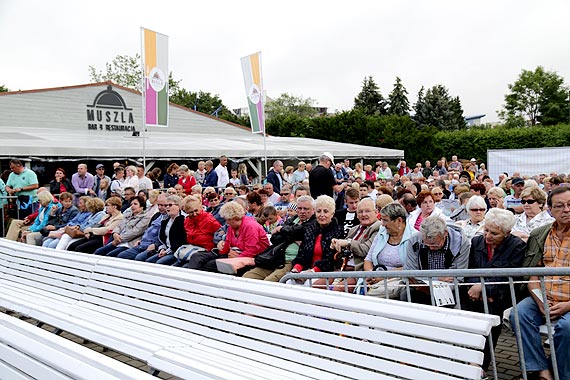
[177,164,196,195]
[182,195,221,251]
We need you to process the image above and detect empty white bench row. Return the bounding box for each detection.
[0,311,155,380]
[0,239,500,380]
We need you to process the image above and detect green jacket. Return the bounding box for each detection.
[523,222,554,269]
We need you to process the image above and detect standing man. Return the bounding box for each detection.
[422,161,433,179]
[5,159,39,219]
[511,186,570,380]
[90,164,111,196]
[266,160,284,194]
[71,163,94,196]
[215,155,230,190]
[137,164,153,191]
[309,152,336,199]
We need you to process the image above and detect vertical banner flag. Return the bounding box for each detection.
[241,52,265,134]
[142,28,169,127]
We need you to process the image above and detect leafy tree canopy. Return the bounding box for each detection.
[265,93,318,119]
[0,84,9,92]
[499,66,569,126]
[354,76,387,115]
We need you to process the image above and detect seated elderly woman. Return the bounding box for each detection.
[181,195,221,253]
[401,216,471,305]
[408,190,449,231]
[42,196,92,248]
[55,197,106,250]
[146,195,187,265]
[456,195,487,240]
[68,196,124,254]
[177,164,197,195]
[187,201,269,273]
[94,195,150,257]
[362,203,416,298]
[20,191,60,246]
[463,208,526,377]
[487,186,506,209]
[318,198,381,291]
[290,195,344,276]
[511,187,554,242]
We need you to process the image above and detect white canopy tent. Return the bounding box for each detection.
[0,82,404,177]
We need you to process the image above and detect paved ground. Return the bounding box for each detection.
[6,311,531,380]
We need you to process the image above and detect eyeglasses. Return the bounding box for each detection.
[280,193,290,196]
[166,203,178,207]
[224,192,235,196]
[470,208,486,212]
[551,202,570,211]
[521,199,537,205]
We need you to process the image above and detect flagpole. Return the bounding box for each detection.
[140,27,147,168]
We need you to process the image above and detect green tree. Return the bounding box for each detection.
[388,77,410,116]
[354,76,387,115]
[448,96,467,130]
[265,93,318,119]
[500,66,569,126]
[0,85,8,92]
[88,53,181,97]
[413,84,465,130]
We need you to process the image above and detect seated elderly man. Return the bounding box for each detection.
[510,186,570,380]
[401,216,471,305]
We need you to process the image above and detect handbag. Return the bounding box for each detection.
[216,257,255,275]
[354,264,402,299]
[254,241,287,270]
[174,244,208,262]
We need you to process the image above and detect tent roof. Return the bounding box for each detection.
[0,82,404,161]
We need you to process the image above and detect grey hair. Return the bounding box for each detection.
[485,208,516,234]
[487,186,506,199]
[466,195,487,211]
[296,195,314,208]
[380,202,407,221]
[420,216,448,240]
[166,195,182,206]
[315,195,335,211]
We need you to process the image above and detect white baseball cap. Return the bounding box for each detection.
[323,152,335,165]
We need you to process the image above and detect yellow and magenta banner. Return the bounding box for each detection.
[241,52,265,134]
[142,27,168,127]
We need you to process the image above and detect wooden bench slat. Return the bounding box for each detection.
[0,345,72,380]
[90,269,488,351]
[85,276,484,377]
[0,312,156,380]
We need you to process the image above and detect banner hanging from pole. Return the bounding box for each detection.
[240,52,265,134]
[142,27,169,127]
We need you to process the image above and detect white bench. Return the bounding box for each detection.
[0,239,500,380]
[0,311,155,380]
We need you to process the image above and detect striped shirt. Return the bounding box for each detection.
[543,222,570,303]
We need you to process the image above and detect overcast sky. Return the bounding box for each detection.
[1,0,569,122]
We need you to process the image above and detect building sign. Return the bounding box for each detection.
[86,85,136,132]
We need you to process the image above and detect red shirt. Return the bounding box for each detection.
[178,175,197,195]
[221,216,269,258]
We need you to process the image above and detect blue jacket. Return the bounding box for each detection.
[29,201,61,232]
[204,170,218,188]
[266,170,282,194]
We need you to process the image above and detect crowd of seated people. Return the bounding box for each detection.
[3,155,570,380]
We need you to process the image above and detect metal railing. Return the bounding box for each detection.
[281,267,570,380]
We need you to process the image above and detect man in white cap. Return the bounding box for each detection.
[308,152,336,199]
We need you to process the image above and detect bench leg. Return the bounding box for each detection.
[36,321,44,328]
[52,328,63,335]
[148,368,160,376]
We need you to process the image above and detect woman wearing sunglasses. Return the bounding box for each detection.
[456,195,487,240]
[511,187,554,242]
